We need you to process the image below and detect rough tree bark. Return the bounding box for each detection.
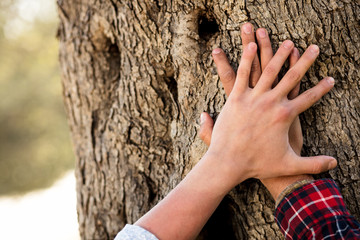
[57,0,360,239]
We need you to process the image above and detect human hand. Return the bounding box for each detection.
[200,23,314,199]
[201,25,337,188]
[200,23,303,154]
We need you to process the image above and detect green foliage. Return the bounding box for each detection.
[0,1,74,196]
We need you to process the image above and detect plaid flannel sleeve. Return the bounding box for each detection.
[275,179,360,240]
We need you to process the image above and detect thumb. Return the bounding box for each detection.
[199,112,214,146]
[290,155,337,175]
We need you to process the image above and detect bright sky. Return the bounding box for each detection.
[0,1,79,238]
[0,171,80,240]
[3,0,57,39]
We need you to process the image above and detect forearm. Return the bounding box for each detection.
[135,153,238,240]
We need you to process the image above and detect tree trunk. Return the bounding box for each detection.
[57,0,360,239]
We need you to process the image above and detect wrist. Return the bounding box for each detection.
[261,175,314,201]
[274,178,314,207]
[189,152,244,197]
[135,153,236,240]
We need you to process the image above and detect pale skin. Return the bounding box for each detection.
[135,23,337,240]
[199,22,313,200]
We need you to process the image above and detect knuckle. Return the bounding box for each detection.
[304,89,318,103]
[263,65,277,76]
[312,161,322,174]
[286,69,301,83]
[303,50,316,61]
[237,68,249,78]
[274,105,293,122]
[260,43,272,53]
[250,61,260,73]
[229,94,242,103]
[221,70,235,83]
[263,41,272,48]
[262,94,277,107]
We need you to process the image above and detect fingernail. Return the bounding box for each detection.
[200,113,206,125]
[212,48,222,55]
[243,23,252,34]
[310,45,319,54]
[328,159,337,169]
[258,29,267,38]
[327,77,335,86]
[283,40,293,49]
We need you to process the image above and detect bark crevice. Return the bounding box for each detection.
[58,0,360,239]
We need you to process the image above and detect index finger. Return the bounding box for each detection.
[275,45,319,97]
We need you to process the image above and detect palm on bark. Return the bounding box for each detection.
[199,23,312,200]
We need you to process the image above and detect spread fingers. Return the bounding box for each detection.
[290,77,335,114]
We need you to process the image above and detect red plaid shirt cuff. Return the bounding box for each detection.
[275,179,360,239]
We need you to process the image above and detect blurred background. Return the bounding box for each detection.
[0,0,79,239]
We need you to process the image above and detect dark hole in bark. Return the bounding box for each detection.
[165,76,178,102]
[91,110,99,150]
[107,43,121,82]
[109,43,119,56]
[198,196,241,240]
[198,15,219,41]
[144,174,157,203]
